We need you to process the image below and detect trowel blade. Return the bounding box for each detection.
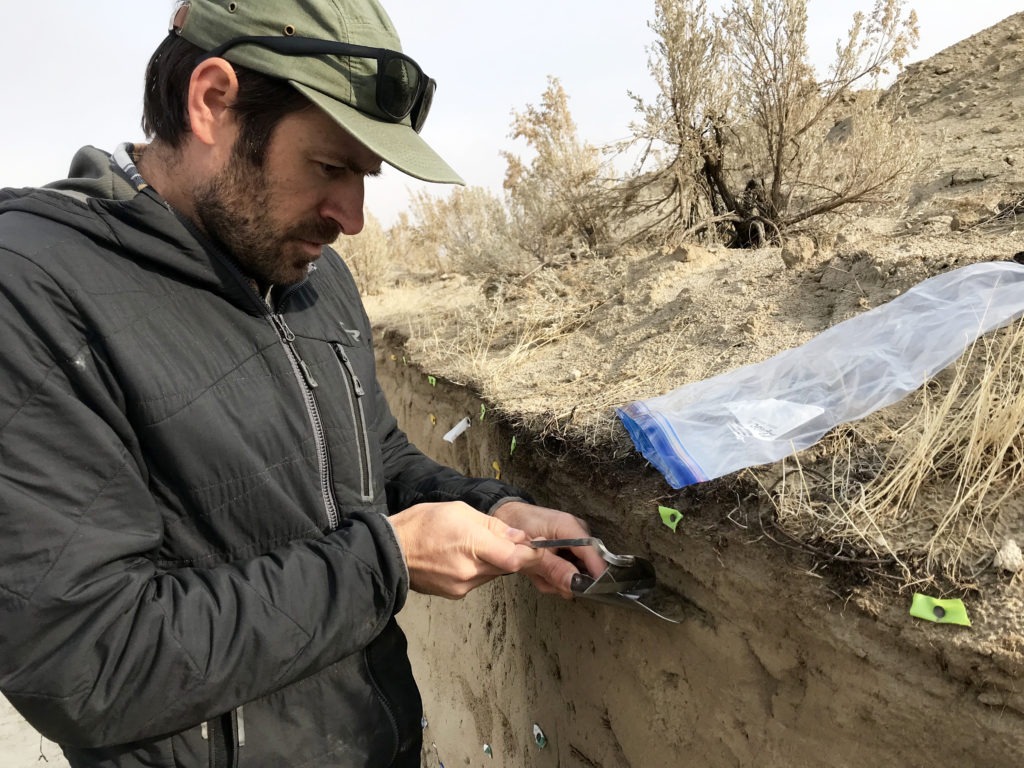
[570,557,687,624]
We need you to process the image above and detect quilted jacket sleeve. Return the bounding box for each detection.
[0,251,409,748]
[369,359,533,514]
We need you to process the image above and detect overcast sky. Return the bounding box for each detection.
[0,1,1018,225]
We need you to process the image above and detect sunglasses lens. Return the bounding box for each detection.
[411,79,435,133]
[379,56,420,120]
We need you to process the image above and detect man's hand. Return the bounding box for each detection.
[491,501,606,599]
[389,501,544,599]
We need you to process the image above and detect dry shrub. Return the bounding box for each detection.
[332,212,391,295]
[503,77,609,259]
[626,0,921,246]
[770,320,1024,586]
[384,211,433,277]
[409,186,533,277]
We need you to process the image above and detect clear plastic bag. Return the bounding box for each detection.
[617,260,1024,489]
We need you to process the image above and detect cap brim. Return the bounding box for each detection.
[291,82,464,185]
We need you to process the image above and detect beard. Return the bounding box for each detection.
[193,152,341,287]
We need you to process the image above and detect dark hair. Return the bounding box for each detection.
[142,34,311,165]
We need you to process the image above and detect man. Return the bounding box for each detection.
[0,1,603,766]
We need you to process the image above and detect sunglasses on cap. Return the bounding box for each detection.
[200,35,436,133]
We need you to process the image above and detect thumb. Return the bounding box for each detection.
[476,516,543,571]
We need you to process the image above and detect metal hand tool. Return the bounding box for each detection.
[529,537,685,623]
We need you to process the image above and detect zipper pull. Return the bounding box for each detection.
[299,359,319,389]
[272,314,296,342]
[333,344,365,396]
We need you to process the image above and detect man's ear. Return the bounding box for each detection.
[186,58,240,147]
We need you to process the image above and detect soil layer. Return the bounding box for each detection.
[376,335,1024,768]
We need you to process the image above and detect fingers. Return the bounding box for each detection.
[390,502,544,600]
[503,526,532,546]
[526,550,583,599]
[392,500,615,602]
[493,501,607,579]
[474,514,544,572]
[569,542,608,581]
[525,571,565,597]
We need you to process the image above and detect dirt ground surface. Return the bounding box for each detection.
[3,11,1024,768]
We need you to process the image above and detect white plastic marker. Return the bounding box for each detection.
[443,417,472,443]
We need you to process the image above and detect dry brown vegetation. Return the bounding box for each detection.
[622,0,923,247]
[366,0,925,276]
[361,4,1024,593]
[766,320,1024,588]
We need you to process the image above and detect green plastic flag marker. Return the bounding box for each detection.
[659,505,683,532]
[427,375,437,387]
[910,593,971,627]
[510,436,518,456]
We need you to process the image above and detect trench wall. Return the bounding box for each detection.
[375,333,1024,768]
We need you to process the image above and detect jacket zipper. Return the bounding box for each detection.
[270,312,340,530]
[172,230,342,531]
[332,343,373,501]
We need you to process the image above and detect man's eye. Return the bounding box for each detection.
[319,162,346,177]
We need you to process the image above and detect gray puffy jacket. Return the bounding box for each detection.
[0,147,524,767]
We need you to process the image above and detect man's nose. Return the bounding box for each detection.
[320,178,365,236]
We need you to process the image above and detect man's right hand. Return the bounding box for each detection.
[388,502,545,599]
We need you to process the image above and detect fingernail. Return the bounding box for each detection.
[505,527,526,540]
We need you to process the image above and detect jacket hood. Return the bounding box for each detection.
[0,145,140,209]
[49,144,141,202]
[0,146,273,315]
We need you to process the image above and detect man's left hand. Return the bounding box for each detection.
[491,501,606,599]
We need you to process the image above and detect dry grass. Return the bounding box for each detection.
[332,214,392,295]
[420,271,608,378]
[767,320,1024,587]
[403,265,663,450]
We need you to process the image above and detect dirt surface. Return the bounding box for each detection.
[3,12,1024,768]
[365,13,1024,447]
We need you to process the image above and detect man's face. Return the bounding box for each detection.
[193,106,383,287]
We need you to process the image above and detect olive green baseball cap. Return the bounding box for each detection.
[172,0,463,184]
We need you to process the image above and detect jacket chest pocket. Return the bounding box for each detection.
[297,331,386,512]
[329,340,375,503]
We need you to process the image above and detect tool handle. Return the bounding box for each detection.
[529,537,635,567]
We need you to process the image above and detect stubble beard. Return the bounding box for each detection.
[193,154,340,287]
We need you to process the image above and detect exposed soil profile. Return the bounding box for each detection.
[378,339,1023,768]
